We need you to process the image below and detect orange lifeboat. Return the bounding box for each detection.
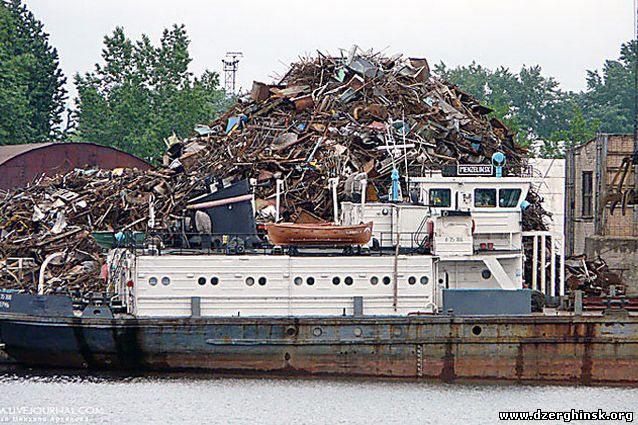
[266,222,373,246]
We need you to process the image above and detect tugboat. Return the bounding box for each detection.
[1,155,637,385]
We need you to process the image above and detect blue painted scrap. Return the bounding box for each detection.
[194,125,213,136]
[392,121,410,135]
[226,115,248,134]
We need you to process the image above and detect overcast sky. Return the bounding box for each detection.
[26,0,635,101]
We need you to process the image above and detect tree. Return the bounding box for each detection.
[0,0,66,145]
[435,61,570,146]
[74,25,230,161]
[580,40,637,134]
[542,106,600,158]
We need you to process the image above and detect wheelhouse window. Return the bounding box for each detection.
[582,171,593,217]
[474,189,496,208]
[429,188,451,207]
[499,188,522,207]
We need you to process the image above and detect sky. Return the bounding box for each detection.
[25,0,636,102]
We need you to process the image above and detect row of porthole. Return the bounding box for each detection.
[148,276,171,286]
[155,275,430,287]
[198,277,267,286]
[293,276,429,286]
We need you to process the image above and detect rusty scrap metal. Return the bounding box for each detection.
[1,47,549,295]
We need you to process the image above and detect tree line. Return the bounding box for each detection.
[0,0,635,160]
[436,41,636,157]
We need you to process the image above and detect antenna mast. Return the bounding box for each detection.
[222,51,243,94]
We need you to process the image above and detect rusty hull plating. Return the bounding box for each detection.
[1,314,637,385]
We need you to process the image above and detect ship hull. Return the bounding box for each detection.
[1,313,638,385]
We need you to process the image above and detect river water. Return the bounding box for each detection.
[0,368,637,424]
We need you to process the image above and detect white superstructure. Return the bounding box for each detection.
[110,169,560,318]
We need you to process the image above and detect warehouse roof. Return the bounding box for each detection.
[0,142,55,165]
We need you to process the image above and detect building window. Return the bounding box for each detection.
[429,188,451,207]
[582,171,593,217]
[475,189,497,208]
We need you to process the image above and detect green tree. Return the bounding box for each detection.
[435,61,570,145]
[74,25,230,161]
[580,40,637,134]
[542,106,600,158]
[0,0,66,145]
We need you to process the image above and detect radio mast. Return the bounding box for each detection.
[222,51,243,94]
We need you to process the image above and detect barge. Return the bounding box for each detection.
[1,159,637,384]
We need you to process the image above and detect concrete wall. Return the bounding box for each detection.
[528,158,565,237]
[568,140,597,255]
[585,235,638,296]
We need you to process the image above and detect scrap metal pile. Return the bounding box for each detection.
[169,47,526,220]
[0,168,180,294]
[0,47,545,294]
[565,256,625,297]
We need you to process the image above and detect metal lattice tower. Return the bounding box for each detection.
[222,52,243,94]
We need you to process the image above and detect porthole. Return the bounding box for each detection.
[332,276,341,285]
[211,276,219,285]
[370,276,379,285]
[246,277,255,286]
[313,327,322,336]
[294,276,303,286]
[148,277,158,286]
[420,276,429,285]
[481,269,492,280]
[383,276,391,285]
[472,325,482,336]
[258,277,267,286]
[161,276,171,286]
[197,277,206,286]
[408,276,416,285]
[307,277,315,286]
[345,276,353,286]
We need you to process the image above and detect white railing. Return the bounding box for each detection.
[522,231,565,296]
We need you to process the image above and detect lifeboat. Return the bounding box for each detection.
[266,222,373,246]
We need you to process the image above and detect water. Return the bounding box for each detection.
[0,368,637,424]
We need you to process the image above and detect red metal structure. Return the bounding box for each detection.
[0,142,150,191]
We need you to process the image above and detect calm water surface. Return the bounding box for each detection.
[0,368,637,424]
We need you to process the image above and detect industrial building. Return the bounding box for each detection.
[566,133,638,294]
[0,142,150,191]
